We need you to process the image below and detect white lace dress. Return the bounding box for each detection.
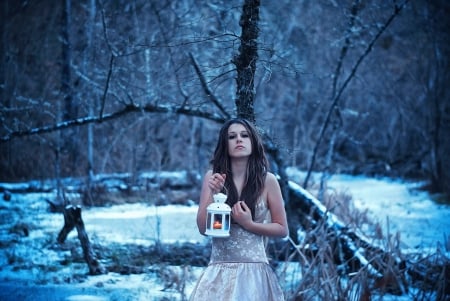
[189,199,284,301]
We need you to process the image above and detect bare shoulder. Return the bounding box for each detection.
[263,172,283,210]
[264,172,282,198]
[265,172,280,186]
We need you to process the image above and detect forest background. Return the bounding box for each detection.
[1,0,449,199]
[1,0,450,300]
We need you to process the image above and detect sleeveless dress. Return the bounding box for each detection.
[189,199,285,301]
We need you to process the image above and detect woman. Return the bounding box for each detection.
[190,118,288,301]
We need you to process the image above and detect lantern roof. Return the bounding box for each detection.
[207,202,231,212]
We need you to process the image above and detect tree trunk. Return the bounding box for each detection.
[233,0,260,123]
[85,0,96,193]
[61,0,78,174]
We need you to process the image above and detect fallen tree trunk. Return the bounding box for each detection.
[57,205,106,275]
[285,180,407,293]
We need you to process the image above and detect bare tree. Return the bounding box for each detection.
[303,0,409,189]
[1,0,449,200]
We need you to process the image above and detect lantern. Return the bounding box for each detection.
[205,193,231,237]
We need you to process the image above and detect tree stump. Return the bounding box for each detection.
[57,205,106,275]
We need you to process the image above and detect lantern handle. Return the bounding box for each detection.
[222,184,228,196]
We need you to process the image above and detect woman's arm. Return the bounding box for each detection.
[196,170,226,235]
[231,172,289,238]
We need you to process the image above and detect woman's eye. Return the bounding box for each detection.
[241,133,249,138]
[228,135,236,140]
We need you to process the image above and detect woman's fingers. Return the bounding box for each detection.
[232,201,247,215]
[239,201,249,210]
[209,173,225,193]
[232,201,252,227]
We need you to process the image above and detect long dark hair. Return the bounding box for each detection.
[211,118,268,219]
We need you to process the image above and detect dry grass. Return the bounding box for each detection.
[272,185,450,301]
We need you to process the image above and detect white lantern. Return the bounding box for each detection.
[205,193,231,237]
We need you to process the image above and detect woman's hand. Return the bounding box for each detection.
[208,173,226,194]
[231,201,253,229]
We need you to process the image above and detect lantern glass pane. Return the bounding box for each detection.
[206,212,212,230]
[224,214,230,230]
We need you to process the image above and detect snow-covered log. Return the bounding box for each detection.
[286,180,406,289]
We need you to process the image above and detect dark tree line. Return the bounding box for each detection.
[1,1,449,195]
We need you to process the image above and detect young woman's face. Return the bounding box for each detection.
[227,123,252,158]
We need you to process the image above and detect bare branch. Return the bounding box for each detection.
[0,103,225,143]
[189,52,230,119]
[100,54,115,120]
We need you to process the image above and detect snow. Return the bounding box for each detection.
[1,171,449,300]
[327,174,450,249]
[81,204,204,245]
[286,169,450,250]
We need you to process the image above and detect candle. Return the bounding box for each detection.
[213,221,222,229]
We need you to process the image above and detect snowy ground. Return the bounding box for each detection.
[0,197,204,301]
[0,172,449,300]
[327,174,450,249]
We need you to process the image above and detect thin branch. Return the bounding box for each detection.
[100,54,114,120]
[152,3,189,104]
[189,52,230,119]
[331,0,360,97]
[0,103,225,143]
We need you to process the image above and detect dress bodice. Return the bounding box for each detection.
[209,199,270,263]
